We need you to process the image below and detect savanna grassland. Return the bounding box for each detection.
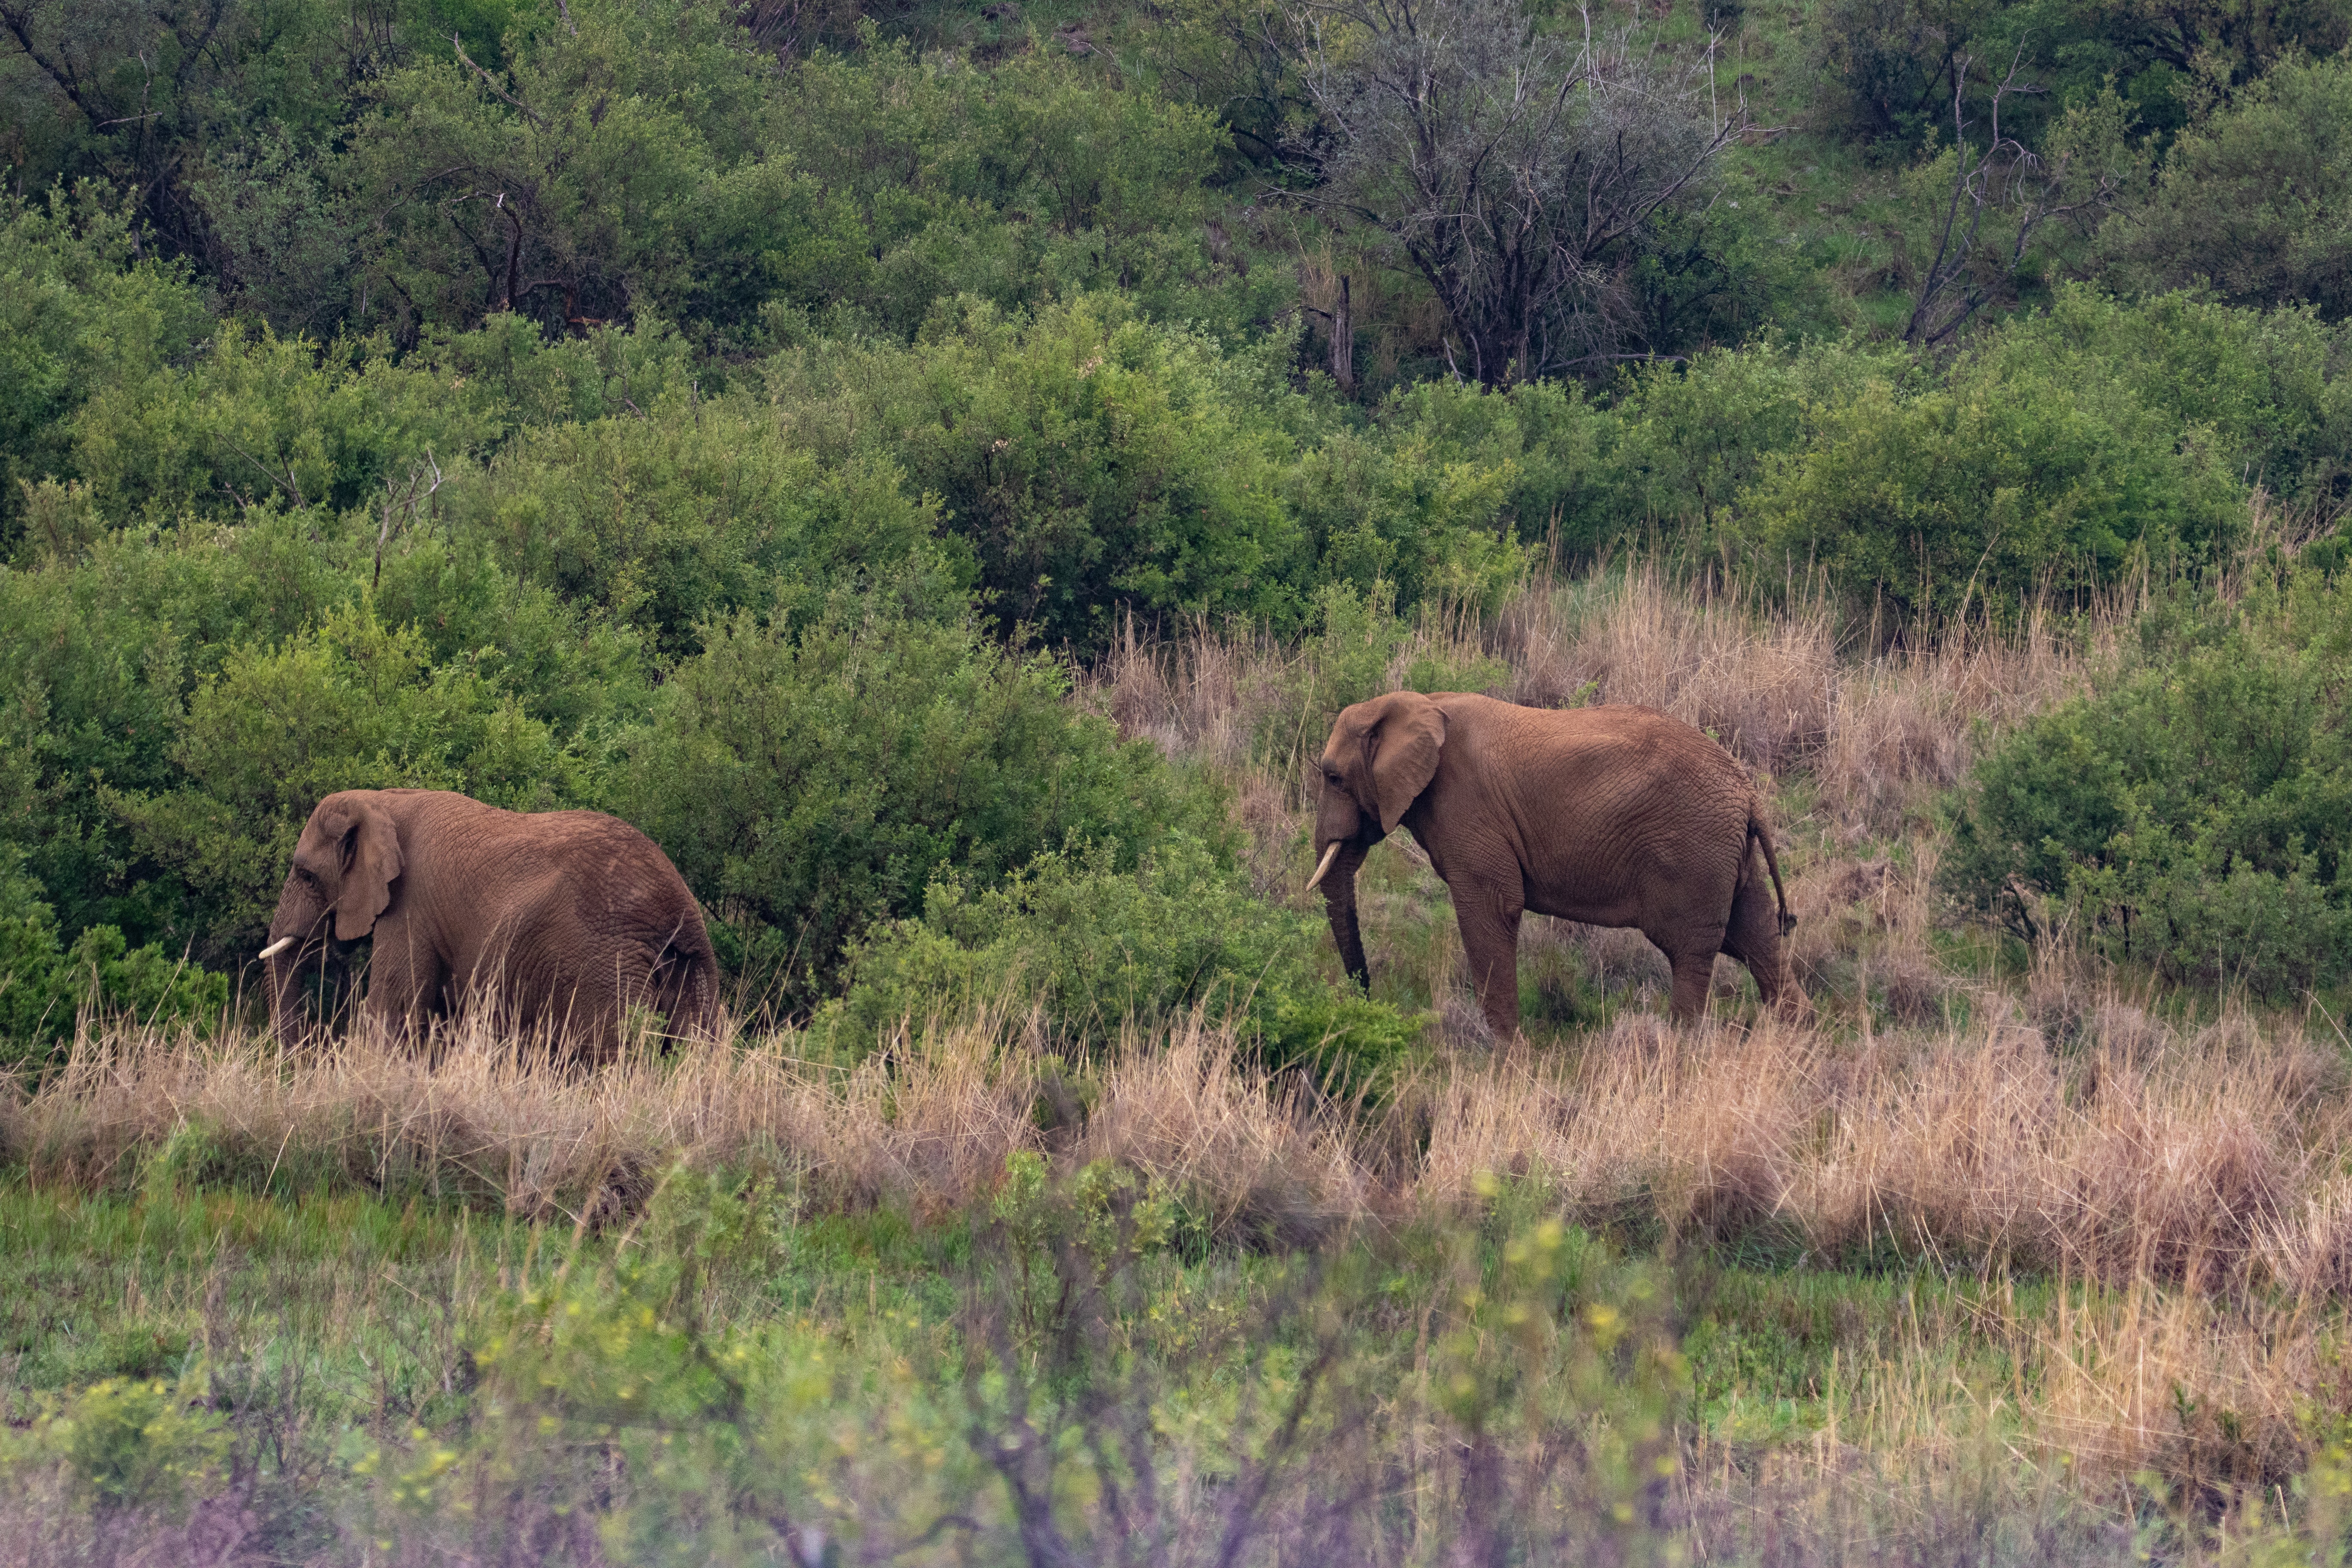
[7,0,2352,1552]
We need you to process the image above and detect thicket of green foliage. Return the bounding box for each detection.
[6,0,2352,1053]
[1948,563,2352,996]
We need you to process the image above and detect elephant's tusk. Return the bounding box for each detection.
[257,936,295,961]
[1305,842,1343,893]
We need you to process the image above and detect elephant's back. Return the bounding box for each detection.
[460,809,704,945]
[1522,703,1750,788]
[539,812,703,922]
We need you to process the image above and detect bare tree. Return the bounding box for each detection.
[1282,0,1741,384]
[1902,50,2135,344]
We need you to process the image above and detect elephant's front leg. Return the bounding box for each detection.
[360,925,442,1044]
[1452,882,1525,1039]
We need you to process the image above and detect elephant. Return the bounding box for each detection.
[257,789,719,1058]
[1305,692,1802,1035]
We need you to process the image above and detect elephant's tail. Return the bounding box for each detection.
[1747,799,1797,937]
[683,946,721,1040]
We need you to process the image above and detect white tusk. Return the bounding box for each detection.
[257,936,295,961]
[1305,842,1343,893]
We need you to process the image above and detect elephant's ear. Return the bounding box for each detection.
[319,794,403,941]
[1366,692,1447,834]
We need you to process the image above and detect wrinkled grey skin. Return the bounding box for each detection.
[1311,692,1802,1035]
[264,789,718,1060]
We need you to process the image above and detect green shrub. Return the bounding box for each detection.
[1745,351,2242,620]
[2110,55,2352,323]
[1285,407,1532,615]
[0,513,352,946]
[70,323,502,526]
[0,859,227,1077]
[447,396,943,656]
[1607,337,1918,540]
[5,1375,230,1517]
[1975,287,2352,516]
[0,185,214,550]
[825,835,1420,1088]
[777,296,1314,651]
[1946,609,2352,996]
[756,42,1232,337]
[613,584,1224,1016]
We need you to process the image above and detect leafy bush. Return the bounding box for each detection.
[763,296,1314,651]
[0,184,214,549]
[825,835,1420,1087]
[1745,348,2242,619]
[613,585,1224,1016]
[70,323,502,526]
[0,1375,230,1517]
[1605,337,1918,542]
[450,396,943,655]
[0,513,354,946]
[2110,55,2352,321]
[0,860,227,1077]
[1976,286,2352,515]
[1286,407,1533,614]
[1946,602,2352,996]
[759,42,1234,337]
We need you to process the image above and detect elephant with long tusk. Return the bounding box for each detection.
[1308,691,1804,1035]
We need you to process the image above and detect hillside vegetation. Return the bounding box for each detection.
[6,0,2352,1556]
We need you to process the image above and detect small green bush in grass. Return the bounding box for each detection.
[824,834,1421,1090]
[1946,592,2352,997]
[1,1375,230,1517]
[615,580,1225,1018]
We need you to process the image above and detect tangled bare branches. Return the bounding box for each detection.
[1282,0,1740,382]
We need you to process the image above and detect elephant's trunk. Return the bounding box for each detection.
[265,948,308,1049]
[1317,840,1372,992]
[262,891,333,1050]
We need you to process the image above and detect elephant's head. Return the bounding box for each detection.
[259,791,404,1044]
[1306,691,1446,990]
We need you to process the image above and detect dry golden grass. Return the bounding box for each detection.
[10,985,2349,1508]
[1091,562,2123,836]
[11,974,2348,1293]
[1419,998,2347,1291]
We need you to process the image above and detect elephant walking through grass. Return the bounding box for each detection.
[1308,692,1803,1035]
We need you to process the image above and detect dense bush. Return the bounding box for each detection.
[1977,287,2352,514]
[826,835,1418,1086]
[0,188,214,548]
[0,860,227,1075]
[1744,340,2242,619]
[2108,55,2352,320]
[1947,579,2352,995]
[612,584,1226,1017]
[759,296,1316,650]
[450,398,943,655]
